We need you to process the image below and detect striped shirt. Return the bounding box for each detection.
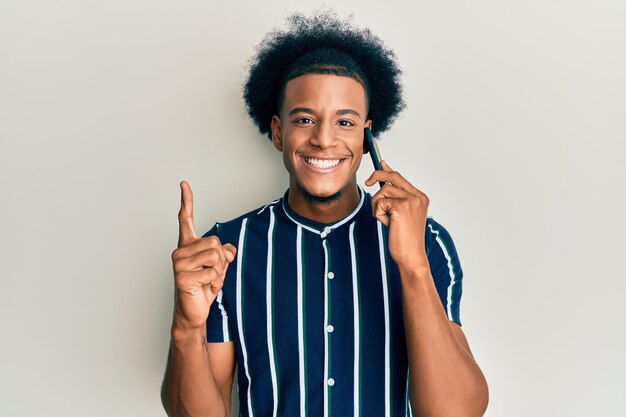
[202,185,463,417]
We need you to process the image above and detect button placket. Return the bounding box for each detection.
[322,238,335,400]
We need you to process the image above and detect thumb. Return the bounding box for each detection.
[223,243,237,263]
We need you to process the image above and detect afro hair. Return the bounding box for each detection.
[242,9,406,140]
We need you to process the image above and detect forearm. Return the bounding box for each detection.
[162,324,227,417]
[400,265,488,417]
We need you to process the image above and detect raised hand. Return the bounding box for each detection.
[365,160,430,271]
[171,180,236,330]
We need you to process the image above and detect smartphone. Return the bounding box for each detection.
[364,127,385,188]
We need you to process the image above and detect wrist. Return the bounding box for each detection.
[398,261,431,285]
[171,316,205,343]
[395,250,430,274]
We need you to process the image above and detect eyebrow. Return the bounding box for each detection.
[287,107,362,119]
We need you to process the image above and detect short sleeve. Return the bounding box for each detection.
[426,218,464,327]
[207,290,233,342]
[202,223,234,342]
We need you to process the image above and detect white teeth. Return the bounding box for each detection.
[304,157,341,169]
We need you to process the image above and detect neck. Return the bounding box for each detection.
[287,181,361,224]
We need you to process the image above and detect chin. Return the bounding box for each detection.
[300,187,341,204]
[302,180,343,196]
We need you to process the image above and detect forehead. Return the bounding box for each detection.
[282,73,368,113]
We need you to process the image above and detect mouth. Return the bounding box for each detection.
[301,156,346,174]
[302,156,343,170]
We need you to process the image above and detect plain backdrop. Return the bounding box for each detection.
[1,1,625,416]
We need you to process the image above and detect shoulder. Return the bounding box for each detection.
[200,196,282,242]
[424,216,458,257]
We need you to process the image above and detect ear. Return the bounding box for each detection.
[363,119,373,155]
[271,115,283,151]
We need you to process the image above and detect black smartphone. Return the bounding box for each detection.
[364,127,385,187]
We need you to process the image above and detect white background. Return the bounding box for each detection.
[1,1,625,416]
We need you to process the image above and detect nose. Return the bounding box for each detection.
[309,120,337,149]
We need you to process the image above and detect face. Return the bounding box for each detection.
[271,73,372,203]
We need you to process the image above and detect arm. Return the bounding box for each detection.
[162,180,237,417]
[366,161,488,417]
[400,265,488,417]
[161,325,236,417]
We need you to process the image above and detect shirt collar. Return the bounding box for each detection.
[280,185,368,237]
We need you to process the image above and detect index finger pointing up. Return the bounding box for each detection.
[178,180,197,248]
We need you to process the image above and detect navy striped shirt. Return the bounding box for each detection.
[202,185,463,417]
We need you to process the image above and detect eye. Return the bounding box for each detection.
[337,120,355,127]
[295,117,314,124]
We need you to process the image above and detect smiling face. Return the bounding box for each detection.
[271,73,372,218]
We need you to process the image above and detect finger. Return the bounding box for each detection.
[364,171,388,188]
[174,235,227,261]
[371,182,409,201]
[364,160,393,187]
[364,169,397,188]
[370,185,400,215]
[211,238,228,275]
[178,180,197,248]
[210,246,232,294]
[206,276,225,296]
[365,169,417,194]
[364,169,385,186]
[219,243,237,282]
[223,243,237,263]
[207,270,227,295]
[176,268,224,290]
[174,247,223,273]
[372,197,393,227]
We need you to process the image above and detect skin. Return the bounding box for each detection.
[162,73,489,417]
[161,180,237,417]
[365,162,489,416]
[270,73,372,223]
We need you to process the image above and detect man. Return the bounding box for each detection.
[162,10,488,417]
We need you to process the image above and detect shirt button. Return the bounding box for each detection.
[327,378,335,386]
[327,272,335,279]
[326,325,334,333]
[323,226,332,234]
